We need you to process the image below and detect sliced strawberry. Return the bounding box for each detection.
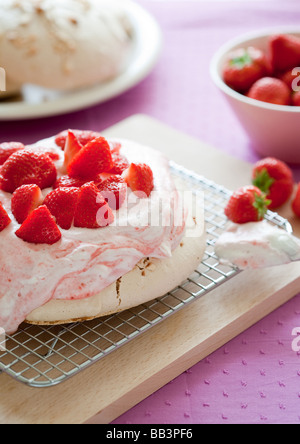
[63,130,83,172]
[15,205,61,245]
[54,175,86,189]
[0,142,25,166]
[11,184,43,224]
[44,187,80,230]
[68,137,113,181]
[97,176,127,210]
[122,163,154,198]
[0,150,57,193]
[55,130,101,150]
[109,153,130,175]
[74,182,114,229]
[0,202,11,232]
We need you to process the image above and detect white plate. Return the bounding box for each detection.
[0,1,162,121]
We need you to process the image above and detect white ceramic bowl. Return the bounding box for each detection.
[210,27,300,164]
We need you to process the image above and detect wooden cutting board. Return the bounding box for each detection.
[0,115,299,424]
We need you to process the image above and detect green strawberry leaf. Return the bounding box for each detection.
[230,51,252,69]
[253,191,271,220]
[253,168,275,194]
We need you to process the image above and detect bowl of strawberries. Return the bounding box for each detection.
[210,28,300,164]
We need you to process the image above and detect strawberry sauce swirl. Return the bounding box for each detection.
[0,137,186,333]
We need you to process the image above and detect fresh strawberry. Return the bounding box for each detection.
[247,77,291,105]
[0,202,11,232]
[97,175,127,210]
[74,182,114,229]
[15,205,61,245]
[11,184,43,224]
[63,130,83,172]
[278,67,300,91]
[54,175,86,189]
[122,163,154,198]
[0,142,25,166]
[55,130,101,150]
[224,185,270,224]
[269,34,300,73]
[44,187,80,230]
[0,150,57,193]
[252,157,294,209]
[109,153,130,175]
[223,46,270,93]
[292,90,300,106]
[292,183,300,217]
[68,137,113,180]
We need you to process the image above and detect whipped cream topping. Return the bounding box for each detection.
[215,220,300,270]
[0,138,186,333]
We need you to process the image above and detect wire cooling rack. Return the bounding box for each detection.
[0,163,292,388]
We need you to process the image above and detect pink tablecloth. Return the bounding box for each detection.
[1,0,300,425]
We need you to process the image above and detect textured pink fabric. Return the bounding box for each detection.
[113,294,300,424]
[0,0,299,425]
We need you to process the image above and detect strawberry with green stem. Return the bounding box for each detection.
[225,186,270,224]
[223,46,270,93]
[252,157,294,209]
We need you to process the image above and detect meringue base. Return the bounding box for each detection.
[25,212,206,326]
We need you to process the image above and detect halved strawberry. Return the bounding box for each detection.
[54,175,86,189]
[55,130,101,150]
[44,187,80,230]
[11,184,43,224]
[122,163,154,198]
[0,202,11,232]
[0,150,57,193]
[74,182,114,229]
[0,142,25,166]
[109,153,130,175]
[15,205,61,245]
[68,137,113,181]
[97,175,127,210]
[63,130,83,172]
